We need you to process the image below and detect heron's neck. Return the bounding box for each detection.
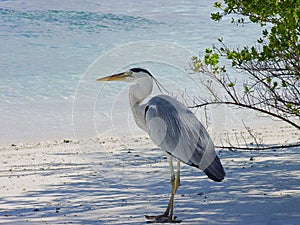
[129,77,153,131]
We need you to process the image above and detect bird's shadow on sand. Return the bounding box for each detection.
[0,145,299,224]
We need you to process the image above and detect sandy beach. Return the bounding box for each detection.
[0,126,299,225]
[1,1,299,224]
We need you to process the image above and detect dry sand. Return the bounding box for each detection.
[0,127,299,224]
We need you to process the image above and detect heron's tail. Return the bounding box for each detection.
[203,156,225,182]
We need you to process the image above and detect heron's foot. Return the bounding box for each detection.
[145,214,182,223]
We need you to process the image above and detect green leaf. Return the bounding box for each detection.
[244,85,250,93]
[220,65,227,73]
[214,1,222,8]
[271,81,278,91]
[227,82,235,87]
[281,80,287,87]
[286,103,292,109]
[211,12,222,21]
[292,107,299,115]
[205,48,212,54]
[262,29,268,37]
[191,56,198,61]
[257,38,263,44]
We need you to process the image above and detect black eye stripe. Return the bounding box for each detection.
[130,68,153,76]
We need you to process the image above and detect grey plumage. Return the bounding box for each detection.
[145,95,225,182]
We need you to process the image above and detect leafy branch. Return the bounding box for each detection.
[191,0,300,150]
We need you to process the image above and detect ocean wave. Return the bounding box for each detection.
[0,8,162,37]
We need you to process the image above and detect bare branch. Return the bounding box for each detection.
[191,101,300,130]
[215,142,300,151]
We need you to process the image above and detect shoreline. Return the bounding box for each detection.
[1,121,299,149]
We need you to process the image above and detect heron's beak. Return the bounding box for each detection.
[97,72,128,82]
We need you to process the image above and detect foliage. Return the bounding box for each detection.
[192,0,300,133]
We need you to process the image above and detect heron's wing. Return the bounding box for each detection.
[145,95,225,182]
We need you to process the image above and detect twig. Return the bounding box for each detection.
[242,120,262,147]
[215,142,300,151]
[191,101,300,130]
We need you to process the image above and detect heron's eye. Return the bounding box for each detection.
[125,71,134,77]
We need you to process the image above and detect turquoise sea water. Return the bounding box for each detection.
[0,0,262,144]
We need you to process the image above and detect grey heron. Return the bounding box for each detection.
[97,68,225,223]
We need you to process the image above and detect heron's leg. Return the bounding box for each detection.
[169,160,181,220]
[176,161,180,190]
[145,156,182,223]
[168,155,176,220]
[163,158,180,220]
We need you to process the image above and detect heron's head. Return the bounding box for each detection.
[97,67,167,97]
[97,68,153,83]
